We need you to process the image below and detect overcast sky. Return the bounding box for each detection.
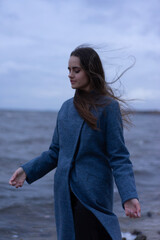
[0,0,160,111]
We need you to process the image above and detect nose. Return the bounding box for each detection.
[68,71,73,79]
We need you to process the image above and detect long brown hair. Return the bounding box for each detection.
[70,45,131,130]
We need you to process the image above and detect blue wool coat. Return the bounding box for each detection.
[22,97,138,240]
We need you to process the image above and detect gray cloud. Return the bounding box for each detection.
[0,0,160,110]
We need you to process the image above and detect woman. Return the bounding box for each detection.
[9,46,141,240]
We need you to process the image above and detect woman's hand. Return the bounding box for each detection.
[9,167,27,188]
[124,198,141,218]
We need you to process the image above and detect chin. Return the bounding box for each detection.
[71,86,77,89]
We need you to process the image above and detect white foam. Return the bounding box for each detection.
[121,232,136,240]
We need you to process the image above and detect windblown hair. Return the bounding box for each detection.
[70,45,131,130]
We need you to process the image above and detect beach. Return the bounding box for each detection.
[0,110,160,239]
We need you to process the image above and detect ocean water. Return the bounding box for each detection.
[0,109,160,240]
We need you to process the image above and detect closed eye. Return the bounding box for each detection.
[68,67,81,73]
[75,69,80,73]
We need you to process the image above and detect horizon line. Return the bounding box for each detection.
[0,107,160,114]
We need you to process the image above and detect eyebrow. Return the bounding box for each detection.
[68,66,81,70]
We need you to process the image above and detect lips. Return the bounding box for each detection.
[70,81,76,84]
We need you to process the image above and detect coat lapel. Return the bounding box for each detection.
[58,99,84,163]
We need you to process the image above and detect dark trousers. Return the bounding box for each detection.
[70,190,112,240]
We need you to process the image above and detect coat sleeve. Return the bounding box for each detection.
[105,100,138,206]
[21,117,59,184]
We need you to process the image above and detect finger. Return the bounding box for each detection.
[16,181,24,188]
[9,178,17,184]
[9,172,18,183]
[132,212,138,218]
[11,181,17,186]
[125,209,131,217]
[125,209,135,218]
[136,209,141,218]
[135,204,141,217]
[9,179,18,186]
[134,212,138,217]
[9,177,15,184]
[128,211,135,218]
[9,180,12,185]
[131,209,141,218]
[16,183,22,188]
[129,212,135,218]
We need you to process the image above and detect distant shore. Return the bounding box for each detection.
[0,108,160,114]
[133,110,160,114]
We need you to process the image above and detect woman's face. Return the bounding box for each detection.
[68,56,90,91]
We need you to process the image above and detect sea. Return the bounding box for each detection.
[0,109,160,240]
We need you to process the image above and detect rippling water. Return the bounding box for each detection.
[0,110,160,239]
